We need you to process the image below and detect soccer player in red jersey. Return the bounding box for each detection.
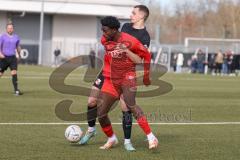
[80,5,151,152]
[97,16,158,150]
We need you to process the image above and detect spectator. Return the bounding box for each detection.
[236,55,240,76]
[176,53,184,73]
[197,50,205,73]
[222,52,228,75]
[228,53,236,76]
[215,50,223,75]
[187,57,192,73]
[208,54,216,75]
[53,48,61,67]
[89,48,96,68]
[172,53,177,72]
[191,55,198,73]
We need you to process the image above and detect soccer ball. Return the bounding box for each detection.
[65,125,83,143]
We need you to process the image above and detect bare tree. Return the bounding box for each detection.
[140,0,240,44]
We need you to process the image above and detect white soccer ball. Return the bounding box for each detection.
[65,125,83,143]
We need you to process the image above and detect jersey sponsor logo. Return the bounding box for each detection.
[104,41,132,51]
[107,49,124,59]
[105,40,132,59]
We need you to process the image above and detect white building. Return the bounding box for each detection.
[0,0,139,65]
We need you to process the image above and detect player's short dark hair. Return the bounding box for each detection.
[134,5,150,21]
[101,16,120,29]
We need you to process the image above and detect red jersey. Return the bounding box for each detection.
[101,32,151,79]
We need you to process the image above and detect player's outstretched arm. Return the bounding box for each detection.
[136,44,151,86]
[143,53,151,86]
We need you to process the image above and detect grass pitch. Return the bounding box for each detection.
[0,65,239,160]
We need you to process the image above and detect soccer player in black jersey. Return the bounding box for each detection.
[79,5,151,151]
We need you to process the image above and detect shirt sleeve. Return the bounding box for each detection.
[145,34,150,48]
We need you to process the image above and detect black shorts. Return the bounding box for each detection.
[0,56,18,73]
[93,71,104,89]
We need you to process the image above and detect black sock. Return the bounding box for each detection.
[87,105,97,127]
[122,111,133,139]
[12,74,18,91]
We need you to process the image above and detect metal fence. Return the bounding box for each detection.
[20,40,240,74]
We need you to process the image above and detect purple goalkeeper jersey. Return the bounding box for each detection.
[0,33,20,56]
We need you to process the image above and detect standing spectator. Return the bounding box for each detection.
[222,52,228,75]
[228,53,235,76]
[0,23,22,95]
[176,52,184,73]
[236,55,240,76]
[187,57,192,73]
[53,47,61,67]
[172,53,177,72]
[215,50,223,75]
[208,54,216,75]
[197,49,205,74]
[191,55,198,73]
[89,48,96,68]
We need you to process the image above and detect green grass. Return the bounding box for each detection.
[0,65,240,160]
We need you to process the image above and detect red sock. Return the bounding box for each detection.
[102,125,114,137]
[137,116,151,135]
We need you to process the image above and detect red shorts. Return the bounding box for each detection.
[101,72,137,98]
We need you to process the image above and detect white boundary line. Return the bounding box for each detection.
[2,76,239,80]
[0,122,240,125]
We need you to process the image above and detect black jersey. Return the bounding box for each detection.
[121,23,150,48]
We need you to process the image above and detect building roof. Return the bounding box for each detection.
[41,0,139,6]
[0,0,140,19]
